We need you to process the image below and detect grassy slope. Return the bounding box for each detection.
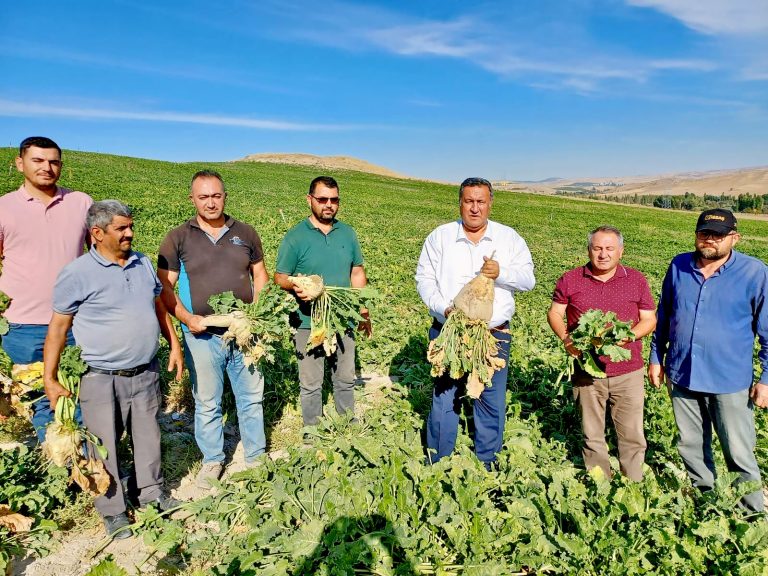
[3,148,768,572]
[2,147,767,368]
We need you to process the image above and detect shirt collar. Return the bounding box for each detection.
[688,250,738,275]
[187,214,235,230]
[304,217,339,232]
[89,245,139,268]
[456,219,494,243]
[582,263,628,280]
[19,185,65,205]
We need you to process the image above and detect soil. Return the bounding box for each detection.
[9,373,397,575]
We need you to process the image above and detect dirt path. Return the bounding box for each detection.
[11,374,396,575]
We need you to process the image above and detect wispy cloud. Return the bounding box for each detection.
[258,1,721,94]
[0,99,365,131]
[626,0,768,36]
[366,18,484,58]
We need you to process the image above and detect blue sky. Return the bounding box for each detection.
[1,0,766,181]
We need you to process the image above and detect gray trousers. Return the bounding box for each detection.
[294,329,356,426]
[573,368,647,481]
[79,362,163,516]
[670,384,764,513]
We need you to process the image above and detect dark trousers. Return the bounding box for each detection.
[294,329,356,426]
[79,362,163,516]
[426,324,511,464]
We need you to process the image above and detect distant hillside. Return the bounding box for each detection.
[237,153,408,179]
[496,166,768,197]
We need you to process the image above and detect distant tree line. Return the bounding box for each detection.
[554,190,768,214]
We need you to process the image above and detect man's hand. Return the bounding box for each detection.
[750,383,768,408]
[648,363,665,388]
[167,346,184,381]
[562,335,581,358]
[358,309,372,338]
[444,305,455,318]
[480,256,499,280]
[293,284,315,302]
[187,314,207,334]
[43,377,71,410]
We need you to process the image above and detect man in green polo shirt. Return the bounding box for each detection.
[275,176,369,432]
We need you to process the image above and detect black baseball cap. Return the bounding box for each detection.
[696,208,737,234]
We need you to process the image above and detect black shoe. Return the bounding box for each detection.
[103,512,131,539]
[139,495,182,512]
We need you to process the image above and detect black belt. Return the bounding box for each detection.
[87,363,150,377]
[431,318,509,332]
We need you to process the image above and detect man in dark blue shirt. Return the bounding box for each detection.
[649,208,768,513]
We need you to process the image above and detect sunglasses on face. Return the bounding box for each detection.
[311,195,340,205]
[696,231,735,241]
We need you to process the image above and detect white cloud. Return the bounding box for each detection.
[626,0,768,35]
[261,2,722,94]
[366,18,484,58]
[0,99,363,131]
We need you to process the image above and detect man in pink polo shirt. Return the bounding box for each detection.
[547,225,656,481]
[0,136,92,441]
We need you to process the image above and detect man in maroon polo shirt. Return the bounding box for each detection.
[547,225,656,480]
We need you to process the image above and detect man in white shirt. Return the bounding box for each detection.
[415,177,535,468]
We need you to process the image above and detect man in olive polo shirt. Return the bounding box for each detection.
[274,176,369,431]
[158,170,269,489]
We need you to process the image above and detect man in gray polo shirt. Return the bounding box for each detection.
[43,200,183,539]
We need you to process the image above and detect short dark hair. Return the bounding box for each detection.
[459,177,493,199]
[309,176,339,196]
[19,136,61,157]
[191,169,225,192]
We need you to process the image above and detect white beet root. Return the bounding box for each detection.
[453,273,494,322]
[288,275,325,300]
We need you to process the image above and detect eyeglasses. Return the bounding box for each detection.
[310,195,340,205]
[696,231,736,241]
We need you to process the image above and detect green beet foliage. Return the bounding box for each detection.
[2,148,768,573]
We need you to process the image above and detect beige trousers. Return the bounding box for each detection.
[572,367,646,481]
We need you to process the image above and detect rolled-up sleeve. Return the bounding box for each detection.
[497,232,535,294]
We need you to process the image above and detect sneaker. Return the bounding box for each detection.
[103,512,131,539]
[195,462,223,489]
[139,495,183,512]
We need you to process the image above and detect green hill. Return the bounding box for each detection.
[3,149,768,575]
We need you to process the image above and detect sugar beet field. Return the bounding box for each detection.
[2,148,768,575]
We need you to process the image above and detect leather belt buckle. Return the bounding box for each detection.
[87,363,150,377]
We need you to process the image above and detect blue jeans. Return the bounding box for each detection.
[670,384,763,513]
[183,331,265,464]
[426,325,511,465]
[2,323,78,442]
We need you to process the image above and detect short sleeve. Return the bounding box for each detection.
[637,273,656,310]
[552,273,570,304]
[157,230,181,271]
[141,256,163,297]
[246,225,264,264]
[52,264,84,315]
[275,234,298,275]
[350,229,364,267]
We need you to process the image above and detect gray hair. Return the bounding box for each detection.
[87,200,133,230]
[588,225,624,249]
